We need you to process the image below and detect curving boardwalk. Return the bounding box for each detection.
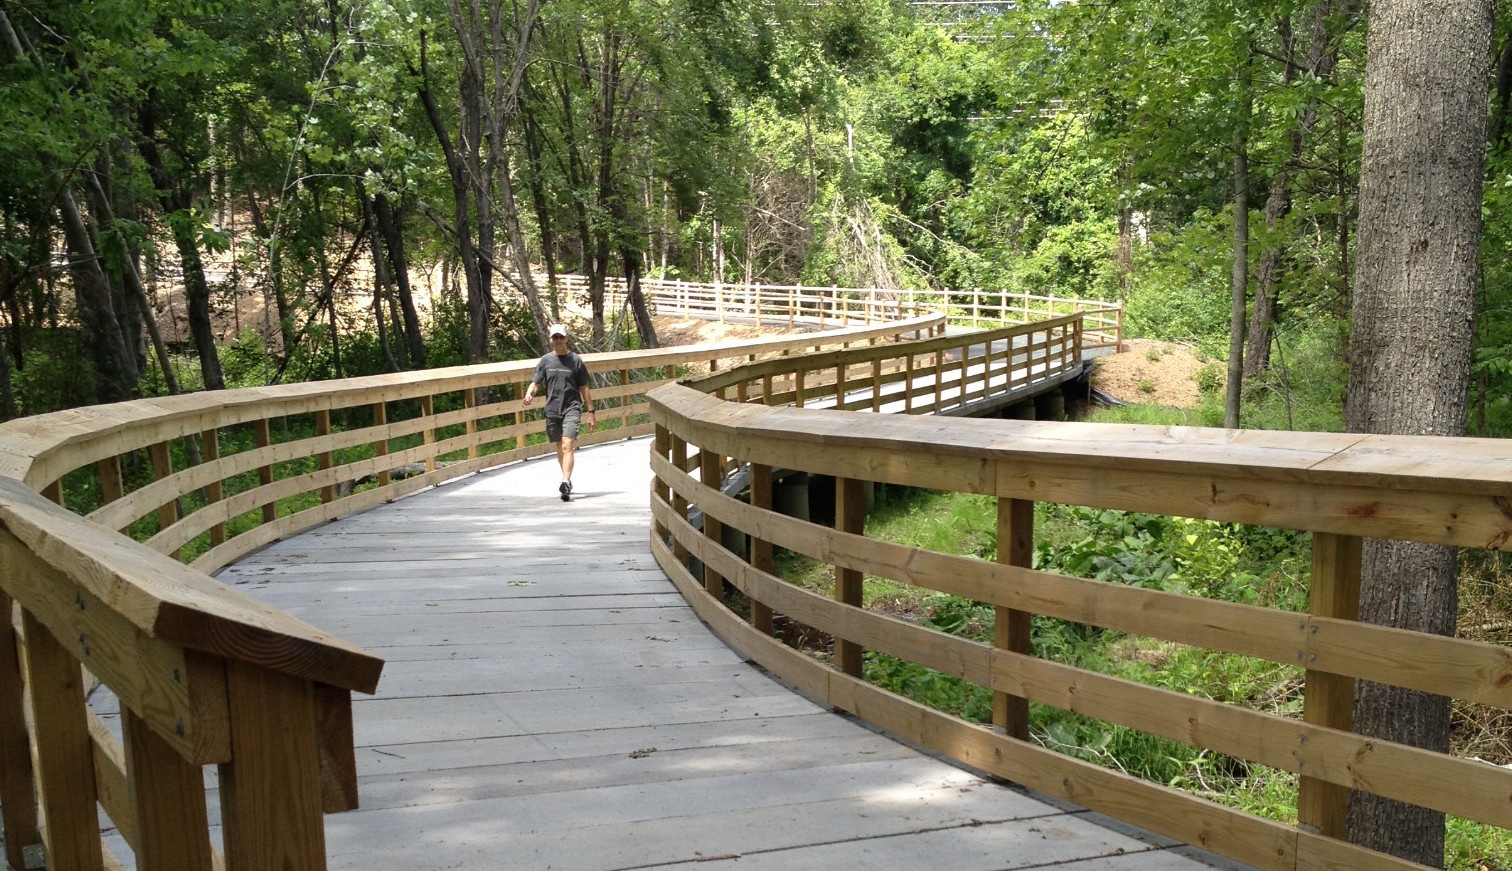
[217,438,1227,871]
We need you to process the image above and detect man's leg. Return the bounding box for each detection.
[559,435,577,482]
[555,408,581,500]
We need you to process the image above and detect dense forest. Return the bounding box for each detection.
[3,0,1508,434]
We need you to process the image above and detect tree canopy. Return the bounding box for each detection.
[0,0,1508,443]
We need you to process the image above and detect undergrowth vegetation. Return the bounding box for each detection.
[773,446,1512,869]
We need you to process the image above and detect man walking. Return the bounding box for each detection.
[522,324,596,501]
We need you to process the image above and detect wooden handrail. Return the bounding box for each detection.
[0,307,944,869]
[591,273,1123,350]
[648,337,1512,871]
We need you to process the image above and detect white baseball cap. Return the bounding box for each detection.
[548,324,568,338]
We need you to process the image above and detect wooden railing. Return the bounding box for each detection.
[694,315,1082,418]
[583,274,1123,350]
[648,344,1512,871]
[0,312,942,870]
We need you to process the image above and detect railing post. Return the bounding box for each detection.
[373,402,391,488]
[749,463,775,636]
[463,388,479,460]
[835,477,865,678]
[904,353,915,413]
[0,591,40,871]
[514,380,529,452]
[421,395,436,474]
[933,350,946,413]
[98,454,124,508]
[994,498,1033,740]
[253,418,276,523]
[699,448,725,599]
[315,409,335,504]
[620,369,631,431]
[871,359,883,412]
[123,708,215,871]
[22,609,105,871]
[219,663,327,871]
[1298,533,1361,840]
[653,425,671,543]
[150,440,182,560]
[671,436,690,566]
[202,428,226,547]
[794,369,806,408]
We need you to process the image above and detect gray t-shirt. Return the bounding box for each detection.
[532,352,590,418]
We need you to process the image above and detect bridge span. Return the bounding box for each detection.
[214,437,1222,870]
[3,290,1511,871]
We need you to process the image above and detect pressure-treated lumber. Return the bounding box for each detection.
[0,591,39,871]
[219,662,326,871]
[24,608,106,871]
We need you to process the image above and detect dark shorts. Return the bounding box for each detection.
[546,407,582,442]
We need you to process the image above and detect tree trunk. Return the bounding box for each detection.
[1244,3,1360,380]
[1344,1,1492,866]
[58,188,141,402]
[137,109,226,391]
[521,98,563,322]
[622,247,658,348]
[1225,49,1250,430]
[372,193,425,369]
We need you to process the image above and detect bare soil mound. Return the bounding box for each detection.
[1089,339,1209,408]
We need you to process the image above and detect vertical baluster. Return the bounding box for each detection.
[463,388,479,460]
[253,418,276,523]
[749,464,775,636]
[420,395,436,473]
[994,499,1033,740]
[871,359,882,412]
[904,354,915,413]
[834,477,865,678]
[98,455,126,533]
[671,436,690,565]
[620,369,631,431]
[0,591,39,871]
[699,448,724,599]
[315,410,334,504]
[201,429,226,547]
[23,610,104,870]
[219,664,326,871]
[653,426,672,543]
[373,402,391,488]
[124,708,214,871]
[1298,533,1361,840]
[150,441,182,560]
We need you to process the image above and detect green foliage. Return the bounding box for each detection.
[865,653,992,722]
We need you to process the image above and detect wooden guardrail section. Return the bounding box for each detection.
[0,311,943,870]
[648,343,1512,871]
[590,274,1123,350]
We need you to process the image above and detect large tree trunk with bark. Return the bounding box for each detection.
[1344,1,1492,865]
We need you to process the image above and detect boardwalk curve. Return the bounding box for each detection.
[218,439,1221,870]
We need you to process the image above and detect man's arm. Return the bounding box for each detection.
[579,383,596,430]
[522,359,543,406]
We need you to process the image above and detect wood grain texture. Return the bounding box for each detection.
[0,477,382,697]
[219,662,326,871]
[24,608,106,871]
[0,591,40,871]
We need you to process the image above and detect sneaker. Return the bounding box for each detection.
[559,481,571,502]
